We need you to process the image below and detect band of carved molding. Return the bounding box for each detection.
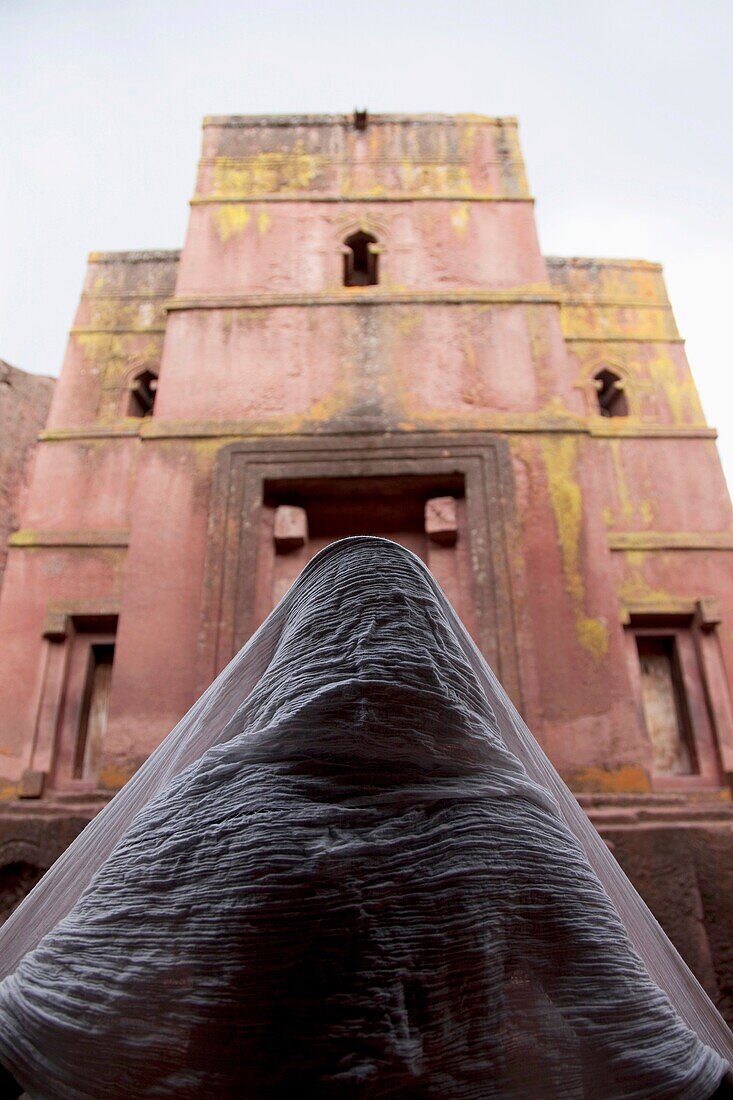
[608,532,733,551]
[189,194,534,205]
[166,289,560,310]
[71,327,167,335]
[564,336,685,344]
[35,423,717,443]
[9,530,130,549]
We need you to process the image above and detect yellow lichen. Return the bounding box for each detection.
[98,764,138,791]
[458,123,477,157]
[558,305,675,342]
[396,160,473,196]
[576,617,610,661]
[0,781,20,802]
[460,333,483,406]
[256,209,271,236]
[76,332,126,361]
[647,353,704,425]
[568,765,650,794]
[450,204,470,237]
[396,306,422,337]
[608,439,634,523]
[526,308,554,405]
[615,552,676,609]
[542,436,609,659]
[211,146,323,198]
[214,204,251,243]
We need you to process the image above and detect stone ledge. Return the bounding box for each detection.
[166,288,560,310]
[191,194,535,204]
[70,326,167,335]
[87,250,181,263]
[608,532,733,551]
[546,256,663,272]
[563,335,686,344]
[33,421,717,444]
[203,113,520,128]
[9,530,130,549]
[38,427,141,441]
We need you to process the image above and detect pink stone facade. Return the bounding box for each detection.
[1,114,732,1018]
[0,361,54,593]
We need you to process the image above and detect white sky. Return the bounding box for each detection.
[1,0,732,492]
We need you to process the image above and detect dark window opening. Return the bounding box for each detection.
[343,231,378,287]
[0,862,44,924]
[264,473,465,541]
[635,634,696,776]
[128,370,158,417]
[73,643,115,780]
[594,369,628,418]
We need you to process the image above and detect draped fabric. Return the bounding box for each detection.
[0,537,731,1098]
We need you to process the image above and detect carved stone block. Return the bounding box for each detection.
[425,496,458,546]
[274,505,308,553]
[19,770,46,799]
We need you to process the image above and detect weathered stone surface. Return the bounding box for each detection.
[425,496,458,545]
[0,360,54,592]
[0,805,94,921]
[18,770,45,799]
[599,815,733,1027]
[274,504,308,552]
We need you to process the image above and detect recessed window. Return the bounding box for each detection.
[594,368,628,418]
[127,370,158,418]
[74,642,115,780]
[635,634,696,776]
[343,231,378,287]
[43,615,118,790]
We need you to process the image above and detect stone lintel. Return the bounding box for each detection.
[42,601,119,641]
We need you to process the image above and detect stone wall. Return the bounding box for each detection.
[0,361,54,592]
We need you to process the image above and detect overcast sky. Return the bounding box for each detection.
[2,0,732,490]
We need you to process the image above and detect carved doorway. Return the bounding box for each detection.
[258,472,469,624]
[201,435,522,706]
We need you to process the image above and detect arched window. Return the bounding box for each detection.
[343,231,378,287]
[127,370,158,418]
[594,368,628,418]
